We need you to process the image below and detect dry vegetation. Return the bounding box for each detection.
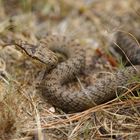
[0,0,140,139]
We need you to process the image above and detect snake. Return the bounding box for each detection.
[14,32,140,113]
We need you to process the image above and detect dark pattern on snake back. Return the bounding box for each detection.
[14,33,140,113]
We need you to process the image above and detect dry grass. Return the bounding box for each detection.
[0,0,140,139]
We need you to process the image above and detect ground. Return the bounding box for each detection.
[0,0,140,140]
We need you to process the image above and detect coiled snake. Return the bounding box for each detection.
[14,32,140,112]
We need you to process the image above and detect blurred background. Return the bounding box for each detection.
[0,0,140,140]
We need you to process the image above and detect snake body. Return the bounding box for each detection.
[115,32,140,65]
[39,33,140,112]
[14,32,140,112]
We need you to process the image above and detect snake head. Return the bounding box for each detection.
[13,39,38,56]
[14,40,59,68]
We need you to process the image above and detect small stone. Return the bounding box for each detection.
[49,107,55,113]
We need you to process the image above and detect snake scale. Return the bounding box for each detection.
[14,32,140,113]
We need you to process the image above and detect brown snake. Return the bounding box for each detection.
[14,32,140,113]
